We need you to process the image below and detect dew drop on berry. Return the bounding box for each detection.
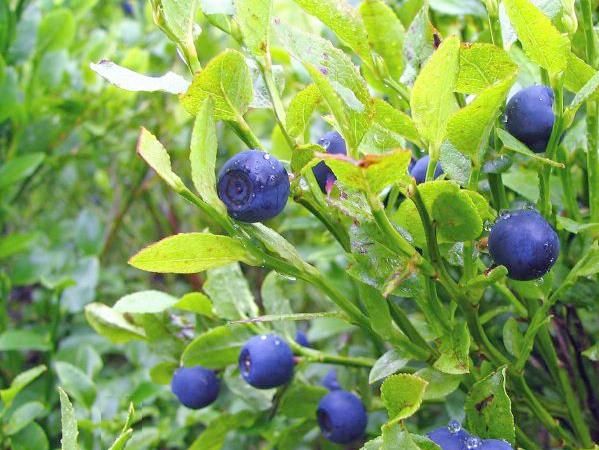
[447,420,462,434]
[466,437,482,449]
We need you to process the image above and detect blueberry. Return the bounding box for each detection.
[217,150,290,223]
[488,209,560,281]
[239,334,294,389]
[505,85,555,153]
[171,366,220,409]
[313,131,347,193]
[317,390,367,444]
[321,369,341,391]
[428,421,470,450]
[410,155,443,184]
[479,439,513,450]
[295,330,310,347]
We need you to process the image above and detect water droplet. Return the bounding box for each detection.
[263,154,271,160]
[321,139,331,149]
[298,178,309,191]
[269,175,276,182]
[260,335,267,340]
[466,437,482,449]
[447,420,462,434]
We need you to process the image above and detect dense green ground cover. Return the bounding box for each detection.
[1,0,599,449]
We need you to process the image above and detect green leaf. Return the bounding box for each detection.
[181,49,253,119]
[0,329,50,351]
[279,383,328,418]
[84,303,147,344]
[447,75,515,162]
[0,153,45,190]
[369,349,411,384]
[433,322,470,374]
[204,263,258,320]
[58,388,79,450]
[396,181,484,246]
[4,401,46,435]
[174,292,214,316]
[432,191,483,242]
[107,404,135,450]
[181,325,253,368]
[503,317,523,358]
[361,98,422,151]
[9,422,49,450]
[150,362,178,385]
[381,373,428,424]
[113,290,178,314]
[360,0,405,80]
[189,97,225,212]
[323,149,413,194]
[129,233,253,274]
[564,52,599,100]
[564,68,599,126]
[55,362,96,409]
[90,60,190,94]
[156,0,199,63]
[556,216,599,235]
[235,0,272,57]
[137,128,186,193]
[286,84,321,138]
[503,0,570,75]
[275,21,373,155]
[241,223,310,271]
[415,368,462,400]
[456,44,517,94]
[0,365,47,408]
[410,36,460,153]
[465,367,515,445]
[496,128,565,168]
[292,0,370,61]
[358,282,397,343]
[582,343,599,361]
[188,412,254,450]
[37,8,75,53]
[223,367,274,410]
[261,271,296,339]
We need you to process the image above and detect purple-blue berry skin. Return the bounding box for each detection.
[313,131,347,193]
[238,334,294,389]
[121,1,134,16]
[295,330,310,348]
[321,369,341,391]
[479,439,514,450]
[317,390,367,444]
[427,427,470,450]
[171,366,220,409]
[410,155,443,184]
[488,209,560,281]
[217,150,290,223]
[505,85,555,153]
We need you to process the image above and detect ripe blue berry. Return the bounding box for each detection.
[505,85,555,153]
[488,209,559,281]
[239,334,294,389]
[317,390,367,444]
[428,421,470,450]
[313,131,347,193]
[295,330,310,347]
[479,439,513,450]
[410,155,443,184]
[171,366,220,409]
[321,369,341,391]
[217,150,290,223]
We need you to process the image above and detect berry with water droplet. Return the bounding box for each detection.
[217,150,289,223]
[488,209,559,281]
[238,334,294,389]
[428,422,470,450]
[317,390,367,444]
[313,131,347,193]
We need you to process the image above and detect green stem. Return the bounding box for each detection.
[581,0,597,69]
[290,340,375,368]
[228,116,263,150]
[492,283,528,318]
[388,301,439,360]
[587,101,599,222]
[557,145,582,220]
[425,156,440,182]
[539,77,564,219]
